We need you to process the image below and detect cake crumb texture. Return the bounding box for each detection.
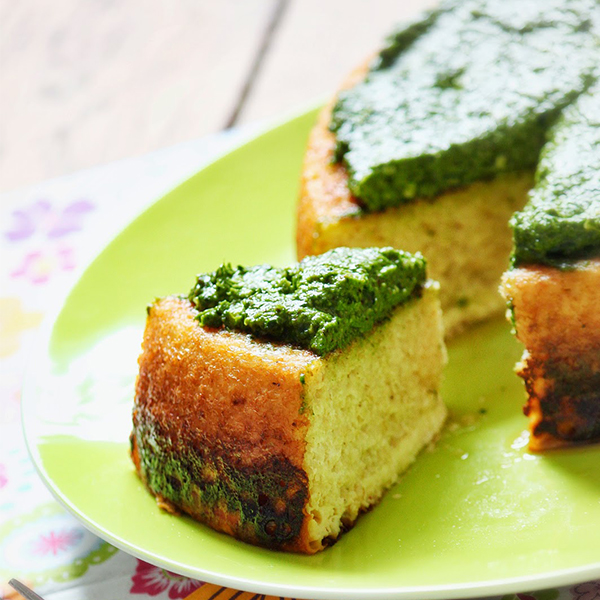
[302,282,447,550]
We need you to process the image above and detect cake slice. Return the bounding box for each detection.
[501,89,600,451]
[130,247,447,553]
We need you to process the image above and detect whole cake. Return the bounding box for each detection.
[130,247,447,552]
[298,0,600,448]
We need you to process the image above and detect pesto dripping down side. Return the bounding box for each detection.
[330,0,599,211]
[188,247,426,356]
[510,86,600,267]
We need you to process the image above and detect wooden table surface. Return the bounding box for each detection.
[0,0,434,192]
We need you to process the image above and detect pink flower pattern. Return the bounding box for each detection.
[11,246,77,284]
[31,527,84,557]
[130,560,203,599]
[0,463,7,489]
[572,582,600,600]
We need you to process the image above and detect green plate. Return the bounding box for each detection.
[22,109,600,599]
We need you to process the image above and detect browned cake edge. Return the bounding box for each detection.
[131,296,320,553]
[501,259,600,451]
[296,62,371,260]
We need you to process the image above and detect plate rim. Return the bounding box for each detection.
[16,424,600,600]
[20,108,600,600]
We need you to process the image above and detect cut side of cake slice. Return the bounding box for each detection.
[131,247,447,552]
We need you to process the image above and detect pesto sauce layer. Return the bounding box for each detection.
[330,0,599,211]
[511,87,600,267]
[188,247,426,356]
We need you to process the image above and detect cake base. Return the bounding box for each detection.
[501,259,600,451]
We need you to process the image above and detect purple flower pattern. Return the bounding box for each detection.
[5,199,94,242]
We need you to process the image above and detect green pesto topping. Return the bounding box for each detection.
[330,0,599,211]
[511,86,600,266]
[188,247,426,356]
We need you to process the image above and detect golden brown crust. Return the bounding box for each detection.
[131,296,321,552]
[297,62,370,260]
[501,259,600,451]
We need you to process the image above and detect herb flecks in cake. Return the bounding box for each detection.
[510,87,600,267]
[188,247,426,356]
[330,0,599,211]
